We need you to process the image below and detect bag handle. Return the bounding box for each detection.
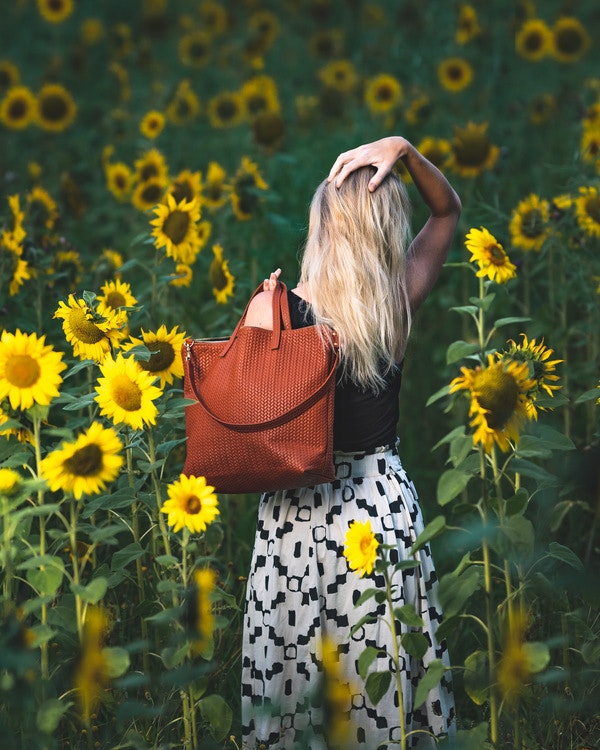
[186,336,339,429]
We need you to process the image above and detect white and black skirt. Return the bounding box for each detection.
[242,443,455,749]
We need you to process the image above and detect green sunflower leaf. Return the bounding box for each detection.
[401,632,429,659]
[36,698,72,734]
[548,541,583,570]
[394,604,424,628]
[437,468,472,506]
[358,645,380,680]
[463,650,489,705]
[446,340,480,364]
[413,659,447,709]
[365,670,392,706]
[410,515,447,554]
[198,694,233,741]
[71,576,107,603]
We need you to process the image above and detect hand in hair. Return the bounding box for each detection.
[262,268,281,291]
[327,136,408,192]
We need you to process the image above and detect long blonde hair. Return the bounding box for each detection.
[299,167,413,393]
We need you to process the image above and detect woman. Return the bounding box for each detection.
[241,136,461,749]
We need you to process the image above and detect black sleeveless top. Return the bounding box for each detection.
[288,290,402,452]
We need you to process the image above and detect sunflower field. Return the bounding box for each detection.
[1,0,599,748]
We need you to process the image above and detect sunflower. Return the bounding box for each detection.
[319,637,356,746]
[209,244,235,304]
[207,90,246,129]
[230,156,268,221]
[0,60,20,92]
[581,127,600,164]
[35,83,77,133]
[26,186,59,230]
[166,79,201,125]
[248,9,280,48]
[318,60,358,94]
[240,75,281,119]
[169,263,193,287]
[0,329,66,411]
[202,162,230,210]
[575,186,600,238]
[0,86,36,130]
[448,121,499,178]
[550,16,590,64]
[109,61,131,102]
[497,612,549,705]
[166,169,202,206]
[48,249,84,291]
[500,334,562,417]
[97,279,137,312]
[515,19,552,61]
[74,607,110,723]
[54,295,124,362]
[456,3,481,45]
[416,137,451,171]
[6,254,31,297]
[80,17,105,45]
[134,148,169,185]
[37,0,74,23]
[160,474,219,533]
[508,194,550,252]
[95,353,162,430]
[438,57,474,93]
[140,110,165,139]
[465,227,516,284]
[450,354,535,453]
[199,0,229,35]
[179,30,212,67]
[105,162,133,202]
[0,403,33,444]
[528,93,557,125]
[343,519,379,578]
[252,111,286,152]
[309,29,344,59]
[151,193,201,263]
[189,567,217,655]
[123,325,186,387]
[0,467,22,497]
[132,178,167,212]
[405,95,431,126]
[110,22,134,58]
[41,422,124,499]
[93,249,124,281]
[5,194,26,244]
[364,73,403,114]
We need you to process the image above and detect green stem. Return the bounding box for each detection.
[32,415,49,682]
[2,496,12,604]
[147,428,173,559]
[478,276,485,354]
[70,498,83,642]
[491,451,515,632]
[383,560,407,750]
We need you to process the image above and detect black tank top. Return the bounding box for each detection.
[288,290,402,451]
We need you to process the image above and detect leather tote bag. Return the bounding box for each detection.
[182,281,339,494]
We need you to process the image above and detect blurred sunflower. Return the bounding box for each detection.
[318,60,358,94]
[110,22,134,59]
[574,186,600,238]
[109,61,131,102]
[26,186,59,230]
[581,127,600,164]
[0,467,21,497]
[515,19,552,61]
[189,568,217,656]
[437,57,474,93]
[207,90,246,129]
[231,156,268,221]
[456,3,481,44]
[500,334,562,418]
[364,73,402,114]
[37,0,74,23]
[48,249,84,290]
[169,263,193,287]
[240,75,281,118]
[0,85,36,130]
[166,169,202,205]
[448,121,499,178]
[319,637,356,746]
[209,244,235,303]
[509,194,550,252]
[0,60,20,92]
[465,227,516,284]
[134,148,169,184]
[252,111,286,152]
[202,162,230,210]
[179,30,212,67]
[160,474,219,533]
[248,9,280,48]
[95,353,162,430]
[139,110,165,139]
[416,136,451,170]
[54,295,123,363]
[199,0,229,35]
[1,236,30,296]
[0,403,33,444]
[151,193,201,263]
[497,612,549,705]
[196,220,212,251]
[450,354,535,453]
[0,329,66,411]
[74,607,110,723]
[132,178,166,212]
[123,325,186,387]
[166,79,201,125]
[35,83,77,132]
[105,162,133,202]
[550,16,590,64]
[405,95,431,126]
[41,422,124,499]
[5,194,26,243]
[97,279,137,312]
[80,17,104,45]
[309,28,344,58]
[528,93,557,125]
[93,249,124,280]
[343,519,379,578]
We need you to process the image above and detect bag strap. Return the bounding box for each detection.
[187,336,339,428]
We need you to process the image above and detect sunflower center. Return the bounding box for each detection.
[375,84,394,102]
[448,64,463,81]
[556,27,584,55]
[217,99,238,121]
[189,41,208,60]
[163,209,191,245]
[524,31,543,53]
[114,172,128,190]
[141,341,175,372]
[209,259,228,290]
[49,0,65,11]
[69,308,105,343]
[140,182,163,204]
[111,374,142,411]
[454,134,490,166]
[5,354,40,388]
[247,94,268,115]
[40,94,68,122]
[477,369,519,429]
[9,97,28,120]
[140,163,159,181]
[584,196,600,223]
[359,536,372,554]
[521,209,545,238]
[206,182,224,202]
[64,444,103,477]
[171,181,194,203]
[105,291,127,308]
[485,242,507,265]
[185,495,202,514]
[175,98,192,118]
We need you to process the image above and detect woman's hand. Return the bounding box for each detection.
[262,268,281,291]
[327,136,409,191]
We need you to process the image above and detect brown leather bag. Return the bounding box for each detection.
[182,281,339,494]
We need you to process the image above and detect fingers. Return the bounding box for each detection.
[262,268,282,291]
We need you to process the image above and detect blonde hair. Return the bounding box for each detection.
[299,167,413,393]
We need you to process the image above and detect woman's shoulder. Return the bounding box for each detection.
[243,290,275,330]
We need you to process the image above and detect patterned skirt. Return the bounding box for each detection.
[241,443,455,749]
